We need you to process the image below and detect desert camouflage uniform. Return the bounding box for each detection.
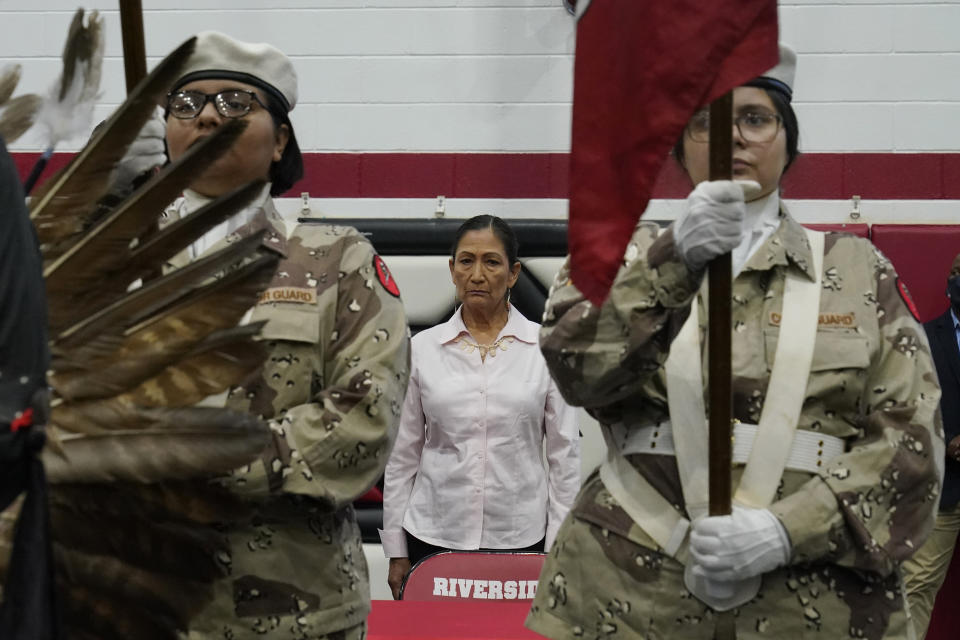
[163,193,410,639]
[525,211,943,640]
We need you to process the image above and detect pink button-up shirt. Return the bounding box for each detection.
[379,305,580,557]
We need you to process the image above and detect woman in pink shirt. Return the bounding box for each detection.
[379,215,581,600]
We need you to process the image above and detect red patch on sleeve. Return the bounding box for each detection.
[897,278,921,322]
[374,255,401,298]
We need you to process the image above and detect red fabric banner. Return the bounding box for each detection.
[568,0,779,305]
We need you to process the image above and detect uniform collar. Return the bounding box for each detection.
[438,304,538,345]
[740,203,819,282]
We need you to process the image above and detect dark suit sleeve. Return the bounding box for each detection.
[926,312,960,508]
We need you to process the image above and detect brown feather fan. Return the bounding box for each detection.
[0,65,41,143]
[0,31,283,640]
[29,35,196,250]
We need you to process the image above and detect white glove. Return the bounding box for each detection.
[110,105,166,192]
[683,562,759,611]
[689,506,791,582]
[672,180,761,272]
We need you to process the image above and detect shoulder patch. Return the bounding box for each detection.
[374,255,401,298]
[897,278,921,322]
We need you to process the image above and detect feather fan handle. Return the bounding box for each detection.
[29,36,197,238]
[43,118,249,291]
[42,408,270,484]
[34,9,104,149]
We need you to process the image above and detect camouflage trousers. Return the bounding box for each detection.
[525,514,914,640]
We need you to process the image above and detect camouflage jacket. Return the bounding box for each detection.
[165,194,410,638]
[541,210,943,577]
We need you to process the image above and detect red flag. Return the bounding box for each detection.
[568,0,779,305]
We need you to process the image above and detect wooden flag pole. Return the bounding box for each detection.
[708,92,734,516]
[707,91,736,640]
[119,0,147,93]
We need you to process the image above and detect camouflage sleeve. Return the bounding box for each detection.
[229,229,411,509]
[282,234,410,507]
[771,243,944,575]
[540,222,702,415]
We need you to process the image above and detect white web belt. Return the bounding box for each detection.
[618,421,845,475]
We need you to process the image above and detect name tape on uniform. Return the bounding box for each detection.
[259,287,318,305]
[769,311,856,329]
[431,577,538,600]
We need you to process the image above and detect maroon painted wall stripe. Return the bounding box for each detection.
[12,151,960,200]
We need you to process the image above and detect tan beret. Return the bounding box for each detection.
[173,31,297,112]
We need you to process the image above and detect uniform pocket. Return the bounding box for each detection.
[250,304,320,345]
[764,329,870,372]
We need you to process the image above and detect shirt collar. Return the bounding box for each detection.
[950,308,960,331]
[741,204,819,282]
[437,304,538,345]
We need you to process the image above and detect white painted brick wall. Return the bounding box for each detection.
[1,1,959,153]
[780,5,895,53]
[795,103,895,152]
[895,103,960,151]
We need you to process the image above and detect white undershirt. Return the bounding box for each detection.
[732,190,781,277]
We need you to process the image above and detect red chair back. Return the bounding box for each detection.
[871,224,960,323]
[399,552,546,602]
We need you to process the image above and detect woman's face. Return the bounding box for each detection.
[449,228,521,315]
[680,86,789,201]
[165,78,289,197]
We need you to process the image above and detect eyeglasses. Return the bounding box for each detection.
[685,109,783,143]
[166,89,267,119]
